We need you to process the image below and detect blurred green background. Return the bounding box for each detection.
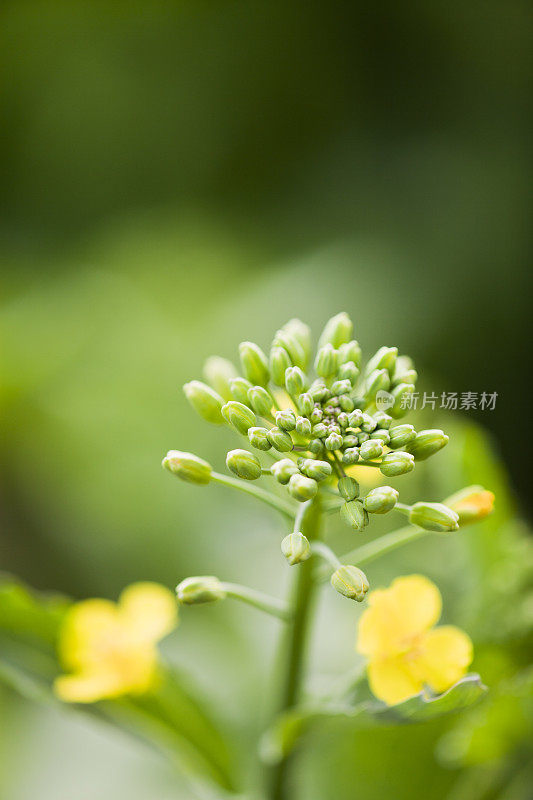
[1,1,531,799]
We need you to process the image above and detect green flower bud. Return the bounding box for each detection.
[285,366,307,396]
[239,341,270,386]
[325,432,343,451]
[359,439,384,460]
[370,429,390,444]
[363,486,399,514]
[267,427,294,452]
[271,458,299,484]
[183,380,225,425]
[288,473,318,502]
[202,356,238,401]
[409,501,460,532]
[392,355,417,385]
[318,312,353,350]
[308,438,324,455]
[395,368,417,385]
[389,383,415,419]
[281,532,311,565]
[309,381,330,402]
[226,448,262,480]
[365,346,398,376]
[331,379,352,396]
[314,344,338,379]
[273,329,307,370]
[221,400,257,434]
[248,426,272,451]
[310,407,323,423]
[342,447,360,465]
[331,565,369,602]
[443,485,495,526]
[365,368,390,402]
[162,450,212,485]
[408,429,449,461]
[342,434,358,448]
[360,413,378,433]
[295,416,312,436]
[229,377,253,405]
[389,424,417,448]
[373,411,392,429]
[338,340,362,367]
[337,412,349,428]
[312,422,329,439]
[269,345,293,386]
[276,409,297,431]
[379,451,415,476]
[338,476,359,501]
[300,459,332,481]
[298,392,314,416]
[248,385,274,417]
[176,575,226,605]
[337,361,360,383]
[348,409,364,428]
[341,500,369,530]
[283,318,312,365]
[357,432,370,444]
[338,394,355,412]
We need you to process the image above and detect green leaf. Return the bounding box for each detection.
[262,674,487,764]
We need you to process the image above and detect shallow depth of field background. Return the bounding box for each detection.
[1,3,531,799]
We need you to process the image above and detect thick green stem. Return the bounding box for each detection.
[266,499,321,800]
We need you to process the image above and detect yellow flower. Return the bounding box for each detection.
[444,485,495,526]
[356,575,473,705]
[54,582,178,703]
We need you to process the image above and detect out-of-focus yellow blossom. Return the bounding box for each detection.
[444,485,495,526]
[356,575,473,705]
[54,582,178,703]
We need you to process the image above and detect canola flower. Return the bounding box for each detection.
[54,582,177,703]
[356,575,473,705]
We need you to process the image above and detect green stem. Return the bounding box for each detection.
[211,472,295,519]
[394,502,411,515]
[266,499,321,800]
[310,541,341,571]
[221,583,291,621]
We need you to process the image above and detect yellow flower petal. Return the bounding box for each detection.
[410,625,473,694]
[54,671,125,703]
[58,599,120,671]
[357,575,442,659]
[367,656,424,705]
[119,582,178,643]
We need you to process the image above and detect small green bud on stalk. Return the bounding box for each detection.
[202,356,238,401]
[379,451,415,476]
[226,449,262,480]
[318,311,353,350]
[365,368,390,402]
[342,447,360,465]
[285,366,307,396]
[338,476,360,501]
[360,413,378,432]
[392,355,417,385]
[239,341,270,386]
[370,429,390,444]
[183,380,225,425]
[338,340,362,367]
[162,450,212,484]
[408,429,449,461]
[300,459,332,481]
[314,344,338,378]
[360,439,384,460]
[331,565,369,602]
[389,424,417,449]
[271,458,299,484]
[273,328,307,370]
[363,486,399,514]
[337,361,359,383]
[229,377,253,405]
[270,346,292,386]
[308,438,324,455]
[177,576,226,605]
[298,392,314,416]
[342,435,358,448]
[267,427,294,452]
[325,432,343,451]
[283,318,312,366]
[443,485,495,525]
[341,500,369,530]
[281,532,311,565]
[389,383,415,419]
[357,432,370,444]
[248,385,274,417]
[222,401,257,434]
[295,416,312,436]
[373,411,392,429]
[309,409,323,425]
[276,409,297,431]
[331,379,352,396]
[395,368,418,385]
[337,412,349,428]
[288,473,318,502]
[409,501,460,532]
[312,422,329,439]
[248,426,272,451]
[365,346,398,376]
[339,394,355,412]
[348,409,364,428]
[310,382,330,402]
